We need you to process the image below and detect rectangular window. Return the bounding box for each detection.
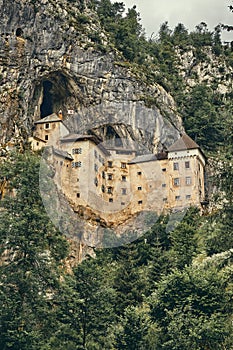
[121,162,127,169]
[109,198,113,203]
[173,178,180,186]
[102,171,105,179]
[185,161,190,169]
[94,164,98,172]
[77,193,80,198]
[122,188,127,195]
[121,175,127,181]
[107,187,113,194]
[108,174,113,180]
[137,171,142,175]
[94,150,98,158]
[173,162,179,170]
[101,185,105,193]
[175,195,181,201]
[45,135,49,141]
[186,194,191,200]
[45,123,50,129]
[60,161,63,166]
[138,186,142,190]
[186,176,192,185]
[121,202,125,205]
[162,168,166,172]
[162,183,166,188]
[163,198,167,202]
[72,161,82,168]
[138,200,143,205]
[94,177,98,186]
[108,161,113,168]
[72,148,82,154]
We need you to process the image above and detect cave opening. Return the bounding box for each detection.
[40,80,53,118]
[106,125,123,147]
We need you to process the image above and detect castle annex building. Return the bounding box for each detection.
[30,113,207,226]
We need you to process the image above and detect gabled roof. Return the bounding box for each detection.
[168,134,200,152]
[35,113,62,124]
[128,154,158,164]
[53,148,73,160]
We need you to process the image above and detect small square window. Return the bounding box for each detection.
[173,162,179,170]
[185,161,190,169]
[175,195,181,201]
[138,200,143,205]
[122,175,126,181]
[138,186,142,190]
[121,162,127,169]
[108,174,113,180]
[162,168,166,172]
[162,183,166,188]
[186,194,191,200]
[107,187,113,194]
[45,135,49,141]
[109,198,113,203]
[45,123,50,129]
[122,188,127,195]
[163,198,167,202]
[108,161,113,168]
[173,178,180,186]
[137,171,142,175]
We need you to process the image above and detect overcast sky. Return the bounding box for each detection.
[121,0,233,42]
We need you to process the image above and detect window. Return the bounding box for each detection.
[162,183,166,188]
[45,123,50,129]
[102,171,105,179]
[186,176,192,185]
[107,187,113,194]
[45,135,49,141]
[186,194,191,200]
[137,171,142,175]
[108,174,113,180]
[121,162,127,169]
[138,200,143,205]
[94,177,98,186]
[175,195,181,201]
[72,161,82,168]
[94,164,98,172]
[173,162,179,170]
[36,142,39,146]
[163,198,167,202]
[121,202,125,205]
[185,161,190,169]
[162,168,166,172]
[77,193,80,198]
[121,175,126,181]
[109,198,113,203]
[60,161,63,166]
[101,185,105,193]
[72,148,82,154]
[173,178,180,186]
[99,155,102,163]
[108,161,113,168]
[138,186,142,191]
[94,150,98,158]
[122,188,127,195]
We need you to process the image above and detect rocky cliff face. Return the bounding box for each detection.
[0,0,182,152]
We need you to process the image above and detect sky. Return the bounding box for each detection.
[121,0,233,42]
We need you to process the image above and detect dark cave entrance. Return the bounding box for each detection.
[106,125,123,147]
[40,80,53,118]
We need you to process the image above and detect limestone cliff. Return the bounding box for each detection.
[0,0,182,152]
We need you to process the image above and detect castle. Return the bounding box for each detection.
[29,112,207,226]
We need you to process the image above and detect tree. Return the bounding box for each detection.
[0,151,68,350]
